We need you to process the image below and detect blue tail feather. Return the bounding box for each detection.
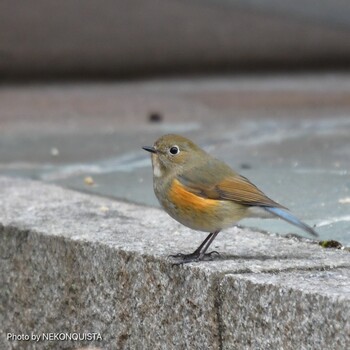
[264,207,318,237]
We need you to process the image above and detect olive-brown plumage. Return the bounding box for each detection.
[143,134,318,264]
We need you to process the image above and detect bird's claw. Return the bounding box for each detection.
[170,250,221,265]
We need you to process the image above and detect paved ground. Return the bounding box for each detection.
[0,73,349,244]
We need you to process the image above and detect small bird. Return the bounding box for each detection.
[143,134,318,264]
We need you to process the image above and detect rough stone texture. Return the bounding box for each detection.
[220,270,350,349]
[1,176,350,349]
[1,229,221,350]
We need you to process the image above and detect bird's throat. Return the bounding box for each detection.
[152,155,163,177]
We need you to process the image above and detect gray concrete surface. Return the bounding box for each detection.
[0,74,349,245]
[1,176,349,349]
[2,1,350,79]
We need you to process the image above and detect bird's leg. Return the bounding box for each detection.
[198,230,221,260]
[170,232,213,259]
[171,230,221,264]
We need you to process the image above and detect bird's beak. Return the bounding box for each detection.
[142,146,157,154]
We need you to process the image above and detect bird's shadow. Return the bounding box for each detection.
[213,253,310,261]
[168,252,312,264]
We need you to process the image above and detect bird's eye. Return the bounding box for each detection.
[169,145,180,155]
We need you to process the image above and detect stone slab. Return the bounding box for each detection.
[220,269,350,349]
[1,176,350,349]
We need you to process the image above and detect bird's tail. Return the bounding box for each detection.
[264,207,318,237]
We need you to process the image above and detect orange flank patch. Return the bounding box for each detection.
[168,179,218,213]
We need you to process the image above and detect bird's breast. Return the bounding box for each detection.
[156,178,248,232]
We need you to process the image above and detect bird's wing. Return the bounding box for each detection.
[213,175,283,207]
[178,160,284,208]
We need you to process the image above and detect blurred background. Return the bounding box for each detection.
[1,0,350,79]
[0,0,349,243]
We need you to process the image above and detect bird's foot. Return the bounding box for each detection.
[170,250,220,265]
